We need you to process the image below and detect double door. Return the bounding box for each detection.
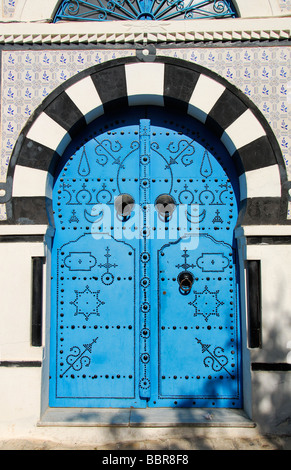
[49,107,242,408]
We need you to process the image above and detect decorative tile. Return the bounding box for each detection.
[0,46,290,220]
[158,47,291,217]
[2,0,16,18]
[279,0,291,12]
[0,49,135,220]
[0,49,134,183]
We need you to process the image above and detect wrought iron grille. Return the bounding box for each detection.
[53,0,237,22]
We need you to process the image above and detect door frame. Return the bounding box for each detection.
[4,55,288,424]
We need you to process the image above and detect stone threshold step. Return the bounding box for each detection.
[39,408,255,428]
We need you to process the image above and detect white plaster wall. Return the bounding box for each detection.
[246,244,291,364]
[233,0,283,17]
[0,241,44,362]
[0,368,42,436]
[252,371,291,433]
[1,0,59,22]
[237,229,291,433]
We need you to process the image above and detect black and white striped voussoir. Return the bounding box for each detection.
[4,55,288,226]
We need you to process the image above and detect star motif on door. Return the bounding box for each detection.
[70,285,105,321]
[188,285,224,322]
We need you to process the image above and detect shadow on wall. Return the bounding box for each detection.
[251,278,291,435]
[99,287,291,447]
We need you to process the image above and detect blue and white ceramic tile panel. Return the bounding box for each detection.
[0,49,135,220]
[0,46,290,220]
[159,47,291,184]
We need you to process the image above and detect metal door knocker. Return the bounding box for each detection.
[177,271,194,295]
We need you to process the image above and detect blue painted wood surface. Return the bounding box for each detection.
[49,107,242,408]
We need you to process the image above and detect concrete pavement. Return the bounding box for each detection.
[0,430,290,450]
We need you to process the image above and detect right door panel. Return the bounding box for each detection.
[147,109,242,408]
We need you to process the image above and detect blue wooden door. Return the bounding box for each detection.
[49,107,242,408]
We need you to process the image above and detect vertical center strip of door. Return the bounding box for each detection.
[139,119,151,400]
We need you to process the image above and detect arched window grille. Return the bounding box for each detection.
[53,0,238,22]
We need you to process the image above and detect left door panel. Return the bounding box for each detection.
[49,115,144,407]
